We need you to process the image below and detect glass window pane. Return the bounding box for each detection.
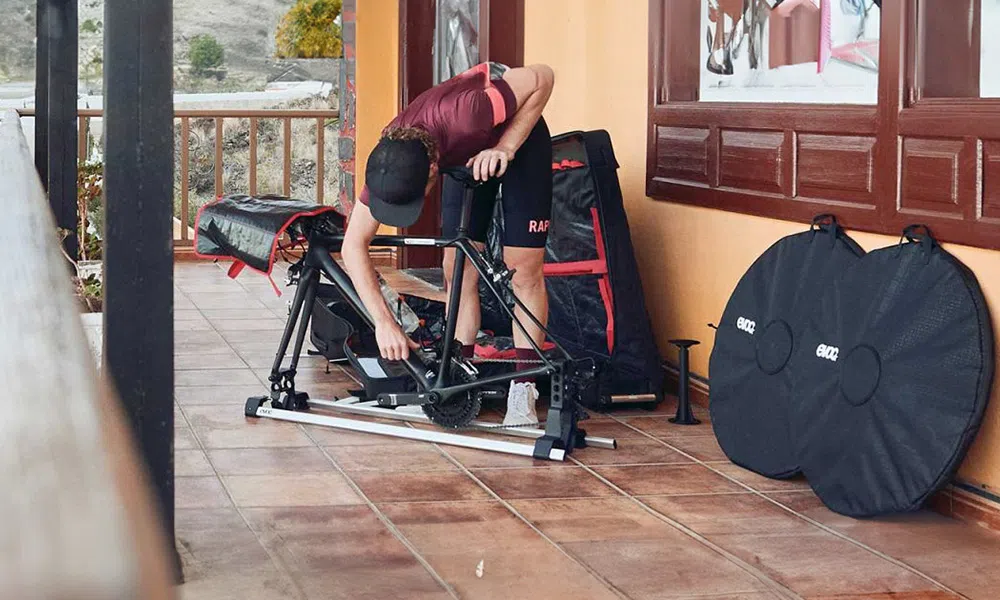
[983,0,1000,97]
[699,0,880,104]
[434,0,480,84]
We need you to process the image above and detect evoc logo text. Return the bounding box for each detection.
[816,344,839,362]
[736,317,756,335]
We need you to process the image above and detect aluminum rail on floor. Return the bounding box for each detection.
[310,397,618,450]
[251,403,568,461]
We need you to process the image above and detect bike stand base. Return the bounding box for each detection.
[246,396,577,461]
[312,397,618,450]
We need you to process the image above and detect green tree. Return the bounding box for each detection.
[189,34,225,76]
[275,0,343,59]
[80,18,101,34]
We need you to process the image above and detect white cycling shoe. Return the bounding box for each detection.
[503,381,539,427]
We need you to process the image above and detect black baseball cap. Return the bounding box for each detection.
[365,136,431,228]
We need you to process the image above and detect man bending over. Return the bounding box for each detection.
[341,61,555,426]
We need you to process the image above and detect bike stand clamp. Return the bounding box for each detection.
[669,339,701,425]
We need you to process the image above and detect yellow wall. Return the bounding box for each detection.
[355,0,399,233]
[524,0,1000,491]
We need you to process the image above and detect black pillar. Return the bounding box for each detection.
[34,0,49,188]
[103,0,178,581]
[47,0,79,259]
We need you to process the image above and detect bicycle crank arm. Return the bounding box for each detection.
[477,388,506,401]
[377,392,438,407]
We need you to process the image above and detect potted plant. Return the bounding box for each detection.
[58,227,103,313]
[76,161,104,281]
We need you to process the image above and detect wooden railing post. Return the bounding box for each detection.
[249,117,259,196]
[180,117,190,241]
[317,117,325,204]
[214,117,224,197]
[283,117,292,196]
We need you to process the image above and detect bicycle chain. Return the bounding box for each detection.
[448,419,543,433]
[469,357,549,365]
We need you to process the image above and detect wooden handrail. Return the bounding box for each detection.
[0,110,175,599]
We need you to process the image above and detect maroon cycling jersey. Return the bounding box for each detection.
[359,63,517,206]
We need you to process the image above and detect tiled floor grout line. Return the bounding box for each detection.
[173,398,310,600]
[426,440,634,600]
[181,274,277,393]
[566,455,803,600]
[301,430,462,600]
[611,416,970,599]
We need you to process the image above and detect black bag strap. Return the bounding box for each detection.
[809,214,841,248]
[898,224,937,263]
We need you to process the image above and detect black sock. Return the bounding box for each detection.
[514,348,536,384]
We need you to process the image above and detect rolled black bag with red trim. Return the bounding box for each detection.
[194,194,345,285]
[480,130,666,409]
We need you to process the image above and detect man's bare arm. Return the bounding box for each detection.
[497,64,555,155]
[342,203,419,360]
[467,64,555,180]
[341,203,394,325]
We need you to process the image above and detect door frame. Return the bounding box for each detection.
[397,0,525,269]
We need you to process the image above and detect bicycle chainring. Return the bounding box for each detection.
[421,361,482,429]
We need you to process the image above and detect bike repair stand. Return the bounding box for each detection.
[244,267,616,460]
[244,169,617,462]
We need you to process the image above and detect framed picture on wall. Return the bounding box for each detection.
[700,0,880,104]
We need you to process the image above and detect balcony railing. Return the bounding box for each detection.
[18,108,341,248]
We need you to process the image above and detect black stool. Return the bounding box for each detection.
[668,339,700,425]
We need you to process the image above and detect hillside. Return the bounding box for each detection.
[0,0,312,93]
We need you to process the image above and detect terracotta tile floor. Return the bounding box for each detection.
[174,261,1000,600]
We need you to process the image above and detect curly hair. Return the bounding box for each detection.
[381,126,440,165]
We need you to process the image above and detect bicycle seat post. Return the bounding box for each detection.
[457,184,474,237]
[443,166,479,239]
[436,168,478,387]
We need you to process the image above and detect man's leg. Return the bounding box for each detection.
[497,116,553,425]
[504,246,547,351]
[442,246,482,347]
[439,174,498,358]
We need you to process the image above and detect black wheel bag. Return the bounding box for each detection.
[709,215,866,479]
[790,225,994,517]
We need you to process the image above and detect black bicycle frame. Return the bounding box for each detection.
[267,180,572,405]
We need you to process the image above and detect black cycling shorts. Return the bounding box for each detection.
[441,116,553,249]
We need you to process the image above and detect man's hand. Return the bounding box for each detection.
[375,319,420,361]
[343,201,420,362]
[467,147,514,181]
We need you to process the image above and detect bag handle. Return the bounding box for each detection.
[809,214,841,247]
[898,224,937,262]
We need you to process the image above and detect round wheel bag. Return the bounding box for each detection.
[709,215,865,479]
[790,226,994,517]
